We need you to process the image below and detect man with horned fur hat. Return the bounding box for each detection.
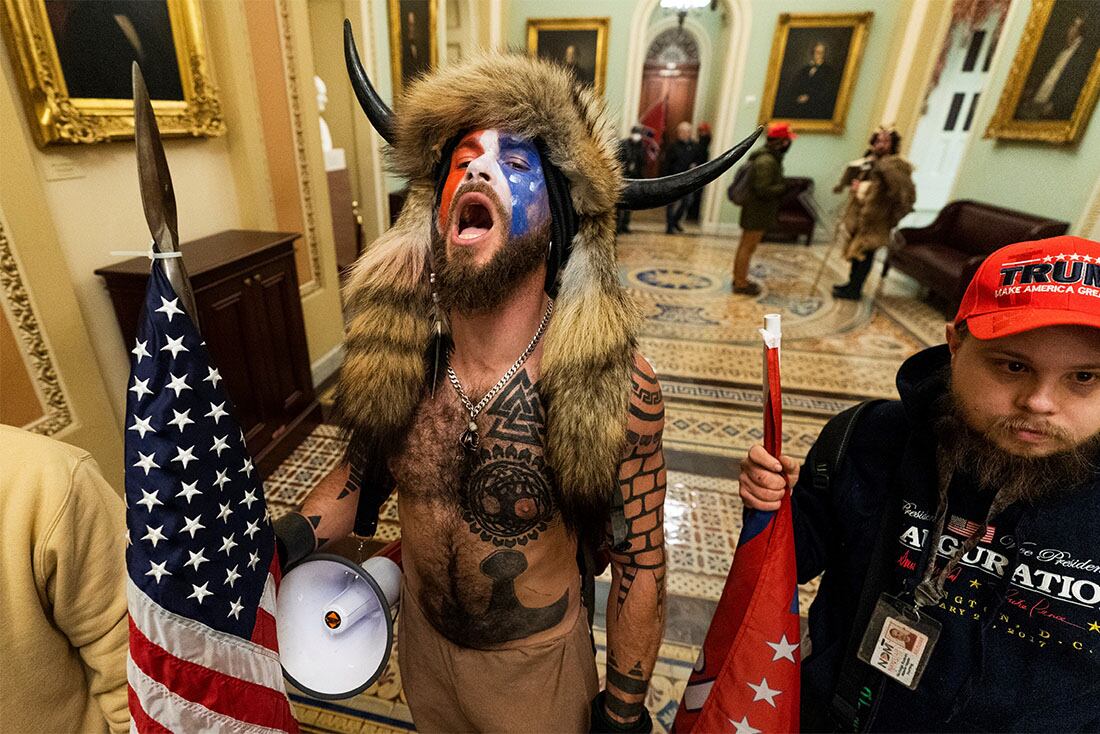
[274,26,758,732]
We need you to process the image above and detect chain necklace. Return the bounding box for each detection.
[446,299,554,453]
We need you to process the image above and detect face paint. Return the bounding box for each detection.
[438,129,550,241]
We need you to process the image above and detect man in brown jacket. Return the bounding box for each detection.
[832,127,916,300]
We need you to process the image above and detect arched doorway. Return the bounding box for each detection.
[638,28,701,178]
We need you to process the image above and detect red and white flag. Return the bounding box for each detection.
[673,314,801,733]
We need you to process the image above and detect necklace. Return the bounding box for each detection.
[446,299,554,453]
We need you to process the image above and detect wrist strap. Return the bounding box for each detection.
[272,512,316,569]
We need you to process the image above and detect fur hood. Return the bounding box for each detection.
[842,154,916,261]
[335,53,639,535]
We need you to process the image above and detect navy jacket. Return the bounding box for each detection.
[795,345,1100,732]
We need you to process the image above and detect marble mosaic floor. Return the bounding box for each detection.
[269,229,946,733]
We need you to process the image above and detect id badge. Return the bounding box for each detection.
[857,593,941,690]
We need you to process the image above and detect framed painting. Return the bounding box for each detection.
[526,17,609,95]
[0,0,224,146]
[986,0,1100,143]
[388,0,437,95]
[759,12,873,134]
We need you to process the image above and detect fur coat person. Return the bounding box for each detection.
[840,155,916,261]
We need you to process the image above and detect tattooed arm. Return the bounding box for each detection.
[272,463,356,566]
[602,355,668,727]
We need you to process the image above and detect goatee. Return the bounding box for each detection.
[933,386,1100,506]
[432,181,549,313]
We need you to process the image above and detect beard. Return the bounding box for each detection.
[932,381,1100,507]
[432,181,549,314]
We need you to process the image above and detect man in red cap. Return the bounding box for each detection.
[739,236,1100,731]
[731,122,795,295]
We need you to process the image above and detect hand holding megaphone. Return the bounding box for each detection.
[275,540,402,699]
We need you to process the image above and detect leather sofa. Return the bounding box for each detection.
[766,177,817,246]
[887,200,1069,314]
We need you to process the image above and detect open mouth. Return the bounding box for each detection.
[451,192,497,245]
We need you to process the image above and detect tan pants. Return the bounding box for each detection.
[398,584,599,733]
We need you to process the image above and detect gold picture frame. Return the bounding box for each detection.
[1,0,224,146]
[986,0,1100,144]
[526,17,609,96]
[759,12,872,134]
[388,0,437,96]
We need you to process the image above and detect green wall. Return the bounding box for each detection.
[950,2,1100,231]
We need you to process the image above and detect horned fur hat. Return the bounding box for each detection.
[337,24,759,536]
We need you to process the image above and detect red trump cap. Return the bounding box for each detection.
[766,122,797,140]
[954,236,1100,339]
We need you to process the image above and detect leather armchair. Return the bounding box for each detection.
[888,200,1069,315]
[766,177,817,246]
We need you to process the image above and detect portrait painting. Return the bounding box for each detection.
[526,18,609,95]
[759,13,873,134]
[388,0,437,94]
[0,0,224,145]
[987,0,1100,143]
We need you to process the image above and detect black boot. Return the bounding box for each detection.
[833,255,875,300]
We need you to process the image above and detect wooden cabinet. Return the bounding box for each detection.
[96,230,321,478]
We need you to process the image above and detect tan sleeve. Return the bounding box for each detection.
[35,456,130,734]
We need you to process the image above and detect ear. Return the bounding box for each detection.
[946,323,962,357]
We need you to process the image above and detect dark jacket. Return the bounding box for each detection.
[738,149,787,231]
[617,138,647,179]
[661,139,700,176]
[796,345,1100,732]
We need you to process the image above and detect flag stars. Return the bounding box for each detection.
[219,534,238,556]
[188,582,213,605]
[166,373,191,398]
[228,597,244,620]
[240,489,258,509]
[155,296,184,322]
[766,634,798,663]
[247,551,261,570]
[204,367,222,388]
[176,480,201,503]
[134,451,159,475]
[160,334,189,359]
[130,376,153,400]
[171,445,198,470]
[240,458,254,477]
[747,677,781,708]
[180,515,205,539]
[136,488,163,512]
[129,415,155,439]
[211,435,230,457]
[184,549,209,571]
[729,716,760,734]
[167,409,194,433]
[132,339,151,363]
[243,520,260,540]
[206,401,229,424]
[145,560,171,584]
[213,469,231,491]
[225,565,242,588]
[1070,253,1082,261]
[217,502,233,523]
[142,525,167,548]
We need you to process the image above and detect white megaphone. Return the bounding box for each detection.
[276,549,401,699]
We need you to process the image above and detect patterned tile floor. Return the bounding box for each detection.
[271,229,946,733]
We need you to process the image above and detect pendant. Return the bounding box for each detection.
[460,420,479,453]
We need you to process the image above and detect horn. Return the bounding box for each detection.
[619,126,764,211]
[344,19,395,145]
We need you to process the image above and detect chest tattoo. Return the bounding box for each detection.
[461,444,555,546]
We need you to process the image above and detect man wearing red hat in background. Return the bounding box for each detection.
[740,236,1100,731]
[732,122,795,295]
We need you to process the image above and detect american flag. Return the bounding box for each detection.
[673,318,800,733]
[124,263,298,732]
[947,515,996,543]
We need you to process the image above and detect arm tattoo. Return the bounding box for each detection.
[605,651,647,721]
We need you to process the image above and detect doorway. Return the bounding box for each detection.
[638,27,700,178]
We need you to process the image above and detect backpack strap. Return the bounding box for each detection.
[810,399,884,495]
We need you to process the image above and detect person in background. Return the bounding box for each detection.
[732,122,795,296]
[687,122,713,222]
[831,126,916,301]
[617,125,648,234]
[0,425,129,733]
[739,237,1100,731]
[662,121,701,234]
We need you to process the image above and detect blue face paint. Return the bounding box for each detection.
[497,133,549,237]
